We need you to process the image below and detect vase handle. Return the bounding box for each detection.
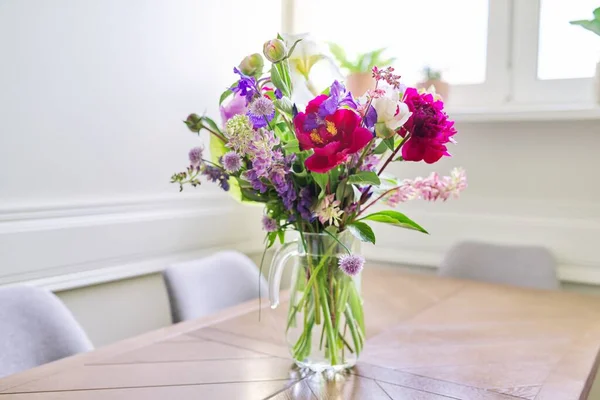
[268,240,298,309]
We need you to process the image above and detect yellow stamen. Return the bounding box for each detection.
[310,129,324,144]
[325,120,338,136]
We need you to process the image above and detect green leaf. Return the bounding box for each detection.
[360,210,428,234]
[373,140,389,155]
[393,156,404,162]
[594,7,600,19]
[202,116,223,136]
[313,172,329,198]
[570,19,600,36]
[285,39,303,60]
[335,178,351,203]
[383,137,395,151]
[347,222,376,244]
[328,42,348,65]
[283,138,300,153]
[270,64,290,98]
[219,88,233,105]
[347,171,381,186]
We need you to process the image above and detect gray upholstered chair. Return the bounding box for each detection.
[439,241,559,290]
[163,251,268,323]
[0,286,93,379]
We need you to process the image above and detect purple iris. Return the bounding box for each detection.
[364,104,377,130]
[303,81,357,132]
[231,67,259,103]
[319,81,357,118]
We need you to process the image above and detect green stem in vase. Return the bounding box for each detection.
[319,279,339,365]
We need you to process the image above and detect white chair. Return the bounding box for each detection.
[439,241,559,290]
[0,286,93,378]
[163,251,268,323]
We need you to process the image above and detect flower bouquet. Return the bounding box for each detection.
[172,36,466,373]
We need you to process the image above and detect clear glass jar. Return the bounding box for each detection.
[268,232,365,373]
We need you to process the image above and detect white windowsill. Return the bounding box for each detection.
[446,104,600,123]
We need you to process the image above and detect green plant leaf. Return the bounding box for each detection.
[270,64,291,98]
[594,7,600,19]
[373,140,389,155]
[219,88,233,105]
[570,19,600,36]
[313,172,329,198]
[328,42,349,65]
[347,222,376,244]
[285,39,303,60]
[383,136,395,150]
[347,171,381,186]
[359,210,428,234]
[283,138,300,153]
[202,116,223,136]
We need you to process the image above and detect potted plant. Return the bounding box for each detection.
[570,7,600,103]
[328,43,395,97]
[417,66,449,100]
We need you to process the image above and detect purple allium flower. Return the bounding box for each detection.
[262,215,278,232]
[247,97,275,129]
[188,147,203,167]
[249,97,275,117]
[202,165,230,191]
[222,151,242,173]
[338,254,365,277]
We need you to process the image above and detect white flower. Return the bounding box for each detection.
[372,88,412,136]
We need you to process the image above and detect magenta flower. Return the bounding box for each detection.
[401,88,456,164]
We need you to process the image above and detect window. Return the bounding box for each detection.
[294,0,488,86]
[538,0,600,80]
[284,0,598,108]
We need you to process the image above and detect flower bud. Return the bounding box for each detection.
[184,113,205,132]
[238,53,264,77]
[263,39,287,63]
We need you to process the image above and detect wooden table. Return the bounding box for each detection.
[1,267,600,399]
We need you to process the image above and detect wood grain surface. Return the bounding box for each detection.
[1,266,599,399]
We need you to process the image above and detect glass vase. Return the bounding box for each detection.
[268,232,365,373]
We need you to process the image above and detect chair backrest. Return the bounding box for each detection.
[439,241,559,290]
[0,286,93,378]
[163,251,268,323]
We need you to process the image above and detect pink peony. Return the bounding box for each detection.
[401,88,456,164]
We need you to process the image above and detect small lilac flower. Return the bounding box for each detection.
[297,187,315,222]
[262,215,278,232]
[338,254,365,277]
[360,155,380,172]
[188,147,203,167]
[274,88,283,99]
[222,151,242,173]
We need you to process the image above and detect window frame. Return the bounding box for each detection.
[281,0,598,109]
[511,0,596,105]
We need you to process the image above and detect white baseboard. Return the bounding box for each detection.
[0,192,258,290]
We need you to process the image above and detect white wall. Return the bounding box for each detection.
[0,0,280,288]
